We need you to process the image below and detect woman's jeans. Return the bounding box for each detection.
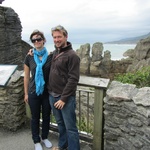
[28,92,51,144]
[49,95,80,150]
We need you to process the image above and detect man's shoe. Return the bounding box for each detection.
[34,143,43,150]
[52,147,60,150]
[52,147,68,150]
[41,139,52,148]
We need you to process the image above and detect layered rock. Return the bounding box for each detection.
[0,70,25,131]
[104,81,150,150]
[125,37,150,72]
[76,36,150,79]
[0,6,32,70]
[76,42,133,79]
[76,43,91,74]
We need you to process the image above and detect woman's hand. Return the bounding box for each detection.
[24,94,28,103]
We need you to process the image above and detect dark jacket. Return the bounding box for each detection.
[47,42,80,102]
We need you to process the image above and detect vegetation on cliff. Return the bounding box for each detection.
[114,66,150,88]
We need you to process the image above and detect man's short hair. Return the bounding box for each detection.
[51,25,68,37]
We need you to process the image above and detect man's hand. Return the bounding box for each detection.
[28,49,33,56]
[54,100,65,109]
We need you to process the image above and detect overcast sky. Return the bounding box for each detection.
[1,0,150,44]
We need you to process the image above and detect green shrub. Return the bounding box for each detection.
[114,66,150,88]
[77,117,93,134]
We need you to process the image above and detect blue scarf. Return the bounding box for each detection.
[33,47,48,95]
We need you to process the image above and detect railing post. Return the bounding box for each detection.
[93,88,105,150]
[78,76,109,150]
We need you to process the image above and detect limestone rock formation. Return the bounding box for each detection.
[76,42,133,79]
[76,36,150,79]
[0,6,32,70]
[76,43,91,74]
[123,48,135,58]
[126,37,150,72]
[91,42,103,61]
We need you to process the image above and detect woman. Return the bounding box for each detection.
[24,30,52,150]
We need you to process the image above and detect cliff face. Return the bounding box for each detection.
[126,37,150,73]
[0,6,32,70]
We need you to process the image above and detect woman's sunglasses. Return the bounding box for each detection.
[31,38,43,43]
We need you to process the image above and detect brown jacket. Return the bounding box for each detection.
[47,42,80,102]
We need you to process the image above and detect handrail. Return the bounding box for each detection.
[78,75,110,89]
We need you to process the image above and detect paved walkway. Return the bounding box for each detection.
[0,126,92,150]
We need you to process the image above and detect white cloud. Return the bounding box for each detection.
[1,0,150,43]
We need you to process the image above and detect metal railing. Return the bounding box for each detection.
[76,88,94,143]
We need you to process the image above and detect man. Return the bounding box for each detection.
[47,25,80,150]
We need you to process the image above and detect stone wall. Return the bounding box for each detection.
[104,81,150,150]
[0,70,26,131]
